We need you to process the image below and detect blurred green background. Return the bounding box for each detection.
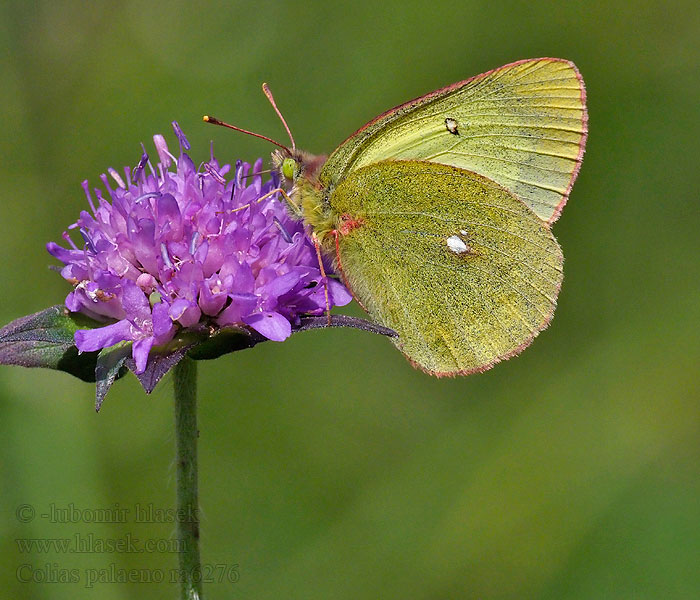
[1,1,698,598]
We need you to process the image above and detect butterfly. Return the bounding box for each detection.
[207,58,588,376]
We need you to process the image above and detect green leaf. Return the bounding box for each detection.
[0,307,397,401]
[126,331,207,395]
[0,305,104,383]
[95,342,132,411]
[187,315,396,361]
[187,326,263,361]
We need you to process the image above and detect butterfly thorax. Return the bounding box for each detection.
[271,148,337,245]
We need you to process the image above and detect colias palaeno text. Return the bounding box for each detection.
[212,58,588,376]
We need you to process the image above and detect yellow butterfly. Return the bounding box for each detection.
[209,58,588,375]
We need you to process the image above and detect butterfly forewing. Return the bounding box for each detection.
[329,161,563,375]
[322,58,587,223]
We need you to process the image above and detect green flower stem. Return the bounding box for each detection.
[173,357,202,600]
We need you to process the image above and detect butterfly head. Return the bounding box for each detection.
[272,148,327,188]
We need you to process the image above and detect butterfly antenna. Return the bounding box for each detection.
[202,115,291,153]
[242,168,272,180]
[262,83,296,151]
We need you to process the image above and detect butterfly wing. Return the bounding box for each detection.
[322,58,587,223]
[329,160,563,375]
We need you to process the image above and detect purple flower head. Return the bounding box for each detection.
[48,124,352,373]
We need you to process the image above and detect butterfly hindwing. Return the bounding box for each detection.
[328,160,563,375]
[321,58,587,223]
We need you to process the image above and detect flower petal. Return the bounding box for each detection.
[217,293,258,326]
[75,319,133,352]
[243,311,291,342]
[132,337,155,374]
[328,278,353,306]
[152,302,176,343]
[169,298,201,328]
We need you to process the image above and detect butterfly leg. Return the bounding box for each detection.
[311,231,332,325]
[331,230,351,292]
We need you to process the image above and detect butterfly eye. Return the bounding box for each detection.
[282,158,297,180]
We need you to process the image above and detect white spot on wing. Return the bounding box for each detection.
[446,235,468,254]
[445,118,459,135]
